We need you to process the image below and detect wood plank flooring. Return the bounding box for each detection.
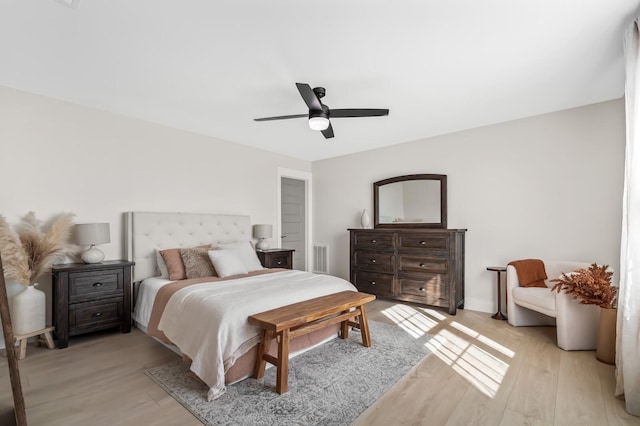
[0,299,637,425]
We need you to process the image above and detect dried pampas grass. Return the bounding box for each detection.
[0,212,75,286]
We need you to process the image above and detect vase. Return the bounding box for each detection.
[12,284,46,335]
[361,209,370,229]
[596,307,617,365]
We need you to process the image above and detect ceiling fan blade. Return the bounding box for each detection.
[254,114,307,122]
[329,108,389,118]
[321,122,334,139]
[296,83,323,111]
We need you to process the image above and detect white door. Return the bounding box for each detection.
[280,177,306,270]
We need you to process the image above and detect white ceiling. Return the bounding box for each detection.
[0,1,637,161]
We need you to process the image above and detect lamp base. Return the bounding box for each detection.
[81,245,105,263]
[256,239,270,251]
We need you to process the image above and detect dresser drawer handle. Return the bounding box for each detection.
[277,261,282,265]
[371,239,377,243]
[92,312,103,317]
[419,287,426,292]
[419,263,426,267]
[93,282,103,287]
[370,281,376,285]
[370,259,377,263]
[420,241,426,245]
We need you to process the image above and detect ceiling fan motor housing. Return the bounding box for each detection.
[312,87,326,99]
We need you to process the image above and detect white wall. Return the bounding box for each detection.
[0,85,310,346]
[312,99,625,313]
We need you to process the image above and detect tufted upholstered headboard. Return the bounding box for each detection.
[124,212,252,282]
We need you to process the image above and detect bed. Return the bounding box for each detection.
[124,212,357,401]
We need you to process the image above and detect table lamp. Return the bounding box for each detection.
[74,223,110,263]
[253,224,272,250]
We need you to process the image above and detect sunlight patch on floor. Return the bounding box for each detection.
[381,304,439,337]
[425,325,512,398]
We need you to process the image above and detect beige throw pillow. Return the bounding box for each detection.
[181,247,217,279]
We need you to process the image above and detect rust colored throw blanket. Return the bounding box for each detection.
[147,268,280,343]
[508,259,548,287]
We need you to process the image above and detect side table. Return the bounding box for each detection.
[487,266,507,320]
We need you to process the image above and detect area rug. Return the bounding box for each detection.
[145,320,432,425]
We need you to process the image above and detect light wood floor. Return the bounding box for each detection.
[0,299,638,426]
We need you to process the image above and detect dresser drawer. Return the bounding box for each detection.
[354,251,395,272]
[352,271,393,296]
[69,269,123,303]
[398,276,449,307]
[399,256,448,275]
[398,233,449,252]
[353,232,395,251]
[69,298,123,335]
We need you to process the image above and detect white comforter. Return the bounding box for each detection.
[156,270,357,401]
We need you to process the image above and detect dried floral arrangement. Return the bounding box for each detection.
[550,263,617,309]
[0,212,75,286]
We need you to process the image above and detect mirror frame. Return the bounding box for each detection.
[373,173,447,229]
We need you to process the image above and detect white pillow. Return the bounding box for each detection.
[217,241,264,272]
[208,249,248,278]
[156,250,169,278]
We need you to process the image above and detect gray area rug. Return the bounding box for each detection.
[145,320,432,425]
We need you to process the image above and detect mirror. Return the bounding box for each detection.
[374,174,447,229]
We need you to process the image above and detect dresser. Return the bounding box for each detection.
[52,260,134,348]
[349,229,466,314]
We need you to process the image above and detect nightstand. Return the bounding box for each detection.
[52,260,134,348]
[256,249,295,269]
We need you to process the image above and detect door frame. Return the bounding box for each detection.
[277,167,312,272]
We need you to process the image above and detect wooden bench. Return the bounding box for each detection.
[248,290,376,394]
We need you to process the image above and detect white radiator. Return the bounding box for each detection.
[312,244,329,274]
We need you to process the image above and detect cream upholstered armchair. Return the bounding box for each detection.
[506,260,601,351]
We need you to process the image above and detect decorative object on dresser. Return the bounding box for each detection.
[74,222,111,263]
[349,228,465,314]
[256,248,294,269]
[360,209,371,229]
[252,224,273,250]
[52,260,134,348]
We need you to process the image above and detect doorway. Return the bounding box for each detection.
[277,168,312,272]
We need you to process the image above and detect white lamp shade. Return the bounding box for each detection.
[74,223,111,246]
[253,224,273,239]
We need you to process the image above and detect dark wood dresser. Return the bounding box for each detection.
[349,228,466,314]
[52,260,134,348]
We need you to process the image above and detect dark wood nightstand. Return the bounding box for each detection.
[256,249,295,269]
[52,260,134,348]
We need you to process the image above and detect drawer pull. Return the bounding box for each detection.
[93,282,103,287]
[370,259,377,263]
[92,312,103,317]
[419,287,426,292]
[371,239,377,243]
[277,261,282,265]
[370,281,376,285]
[420,241,426,245]
[419,263,426,267]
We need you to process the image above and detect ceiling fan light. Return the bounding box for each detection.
[309,116,330,131]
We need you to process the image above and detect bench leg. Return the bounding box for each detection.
[340,310,350,339]
[276,329,289,394]
[358,304,372,347]
[253,329,273,379]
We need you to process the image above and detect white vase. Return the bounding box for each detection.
[361,209,371,229]
[12,284,46,335]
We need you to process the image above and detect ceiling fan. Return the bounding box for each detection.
[254,83,389,139]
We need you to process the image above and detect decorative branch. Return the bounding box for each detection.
[550,263,617,309]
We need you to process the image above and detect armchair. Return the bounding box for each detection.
[506,260,600,351]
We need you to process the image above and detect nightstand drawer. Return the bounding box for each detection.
[69,299,123,335]
[265,252,292,268]
[69,269,123,303]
